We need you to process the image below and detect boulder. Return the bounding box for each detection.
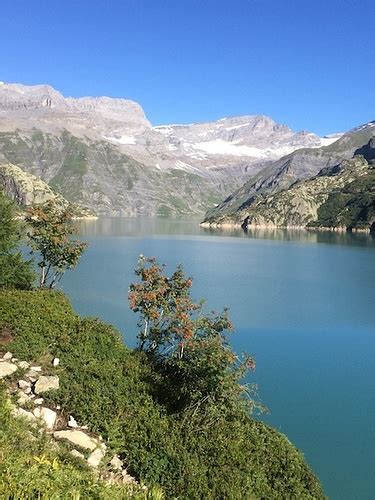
[71,449,85,459]
[18,361,30,369]
[34,375,59,394]
[110,455,123,471]
[68,415,78,428]
[0,362,18,378]
[87,447,106,467]
[39,407,57,429]
[53,430,98,451]
[2,352,13,360]
[18,379,31,390]
[12,407,36,422]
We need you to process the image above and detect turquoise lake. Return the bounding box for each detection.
[62,217,375,499]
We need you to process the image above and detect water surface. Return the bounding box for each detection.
[62,217,375,499]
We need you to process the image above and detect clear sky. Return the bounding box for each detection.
[1,0,374,135]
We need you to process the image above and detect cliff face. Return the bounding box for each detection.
[240,156,373,229]
[203,125,375,226]
[0,162,94,218]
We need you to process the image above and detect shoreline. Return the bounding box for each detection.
[200,221,372,234]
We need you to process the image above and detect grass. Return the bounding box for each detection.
[0,384,160,499]
[0,289,325,499]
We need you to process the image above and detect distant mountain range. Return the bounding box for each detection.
[0,82,340,216]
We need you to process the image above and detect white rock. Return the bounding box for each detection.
[11,358,18,363]
[33,407,41,418]
[2,352,13,360]
[12,407,36,422]
[25,369,41,381]
[87,447,106,467]
[30,366,42,372]
[71,449,85,459]
[110,455,123,471]
[56,405,61,410]
[53,430,98,451]
[34,375,59,394]
[24,387,32,394]
[18,379,31,390]
[0,362,18,378]
[68,415,78,428]
[34,398,44,405]
[17,391,32,406]
[39,407,57,429]
[18,361,30,370]
[52,357,60,367]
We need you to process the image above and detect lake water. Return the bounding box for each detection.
[62,217,375,499]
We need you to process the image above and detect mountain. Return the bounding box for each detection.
[0,82,336,216]
[202,122,375,225]
[203,135,375,231]
[0,162,95,218]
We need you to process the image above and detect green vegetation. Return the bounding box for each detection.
[0,385,153,499]
[312,168,375,229]
[0,289,324,499]
[25,201,87,288]
[0,190,34,290]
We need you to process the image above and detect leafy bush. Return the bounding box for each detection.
[25,201,87,288]
[0,189,35,290]
[0,289,325,499]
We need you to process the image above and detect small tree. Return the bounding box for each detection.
[128,256,259,415]
[25,201,87,288]
[0,190,35,289]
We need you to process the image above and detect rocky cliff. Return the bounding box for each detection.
[203,123,375,225]
[0,161,94,218]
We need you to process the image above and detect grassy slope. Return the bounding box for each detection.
[0,385,150,499]
[0,290,325,499]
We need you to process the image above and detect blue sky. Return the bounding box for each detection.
[1,0,374,135]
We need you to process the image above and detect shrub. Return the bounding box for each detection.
[0,289,325,499]
[0,189,35,290]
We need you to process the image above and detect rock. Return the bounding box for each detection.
[11,358,18,363]
[87,447,106,468]
[24,386,32,394]
[2,351,13,360]
[0,362,18,378]
[33,408,41,418]
[68,415,78,428]
[17,391,32,406]
[121,470,137,484]
[12,407,36,422]
[30,366,42,372]
[33,398,44,405]
[52,357,60,367]
[39,407,57,429]
[18,379,31,390]
[53,430,98,451]
[18,361,30,369]
[34,375,59,394]
[25,369,41,381]
[110,455,123,471]
[71,449,85,459]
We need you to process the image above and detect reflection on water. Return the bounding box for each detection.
[75,217,375,247]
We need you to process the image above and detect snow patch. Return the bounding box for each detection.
[224,123,250,131]
[103,134,136,145]
[191,139,265,157]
